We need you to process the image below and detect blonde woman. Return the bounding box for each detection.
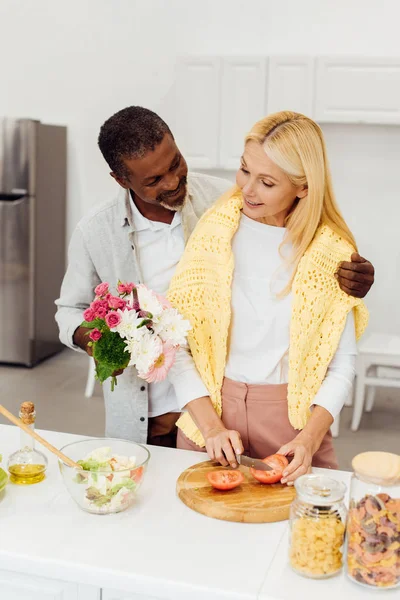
[167,112,368,483]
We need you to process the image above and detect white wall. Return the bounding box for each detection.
[1,0,399,334]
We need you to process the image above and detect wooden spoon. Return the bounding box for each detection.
[0,404,81,469]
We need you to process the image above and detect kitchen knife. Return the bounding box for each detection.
[236,454,273,471]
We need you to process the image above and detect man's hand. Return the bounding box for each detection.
[336,253,375,298]
[73,326,124,377]
[73,326,92,354]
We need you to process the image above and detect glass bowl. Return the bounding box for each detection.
[58,438,150,515]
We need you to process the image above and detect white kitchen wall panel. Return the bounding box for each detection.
[219,57,268,169]
[174,57,221,168]
[267,56,315,116]
[315,57,400,124]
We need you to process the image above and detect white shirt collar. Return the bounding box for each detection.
[129,192,181,232]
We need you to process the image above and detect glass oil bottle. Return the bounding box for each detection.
[7,402,48,484]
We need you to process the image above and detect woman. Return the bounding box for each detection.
[167,111,368,483]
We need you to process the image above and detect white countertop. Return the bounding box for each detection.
[0,425,395,599]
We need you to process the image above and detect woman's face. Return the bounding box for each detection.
[236,141,307,226]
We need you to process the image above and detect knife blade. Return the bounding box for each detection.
[236,454,273,471]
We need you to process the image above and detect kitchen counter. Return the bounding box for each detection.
[0,424,395,600]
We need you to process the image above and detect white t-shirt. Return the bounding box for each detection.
[225,213,357,417]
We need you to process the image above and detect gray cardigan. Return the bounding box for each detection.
[55,172,232,442]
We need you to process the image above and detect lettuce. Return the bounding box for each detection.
[0,467,8,491]
[77,458,110,472]
[111,478,136,494]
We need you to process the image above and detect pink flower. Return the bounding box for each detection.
[83,308,95,322]
[95,282,109,298]
[89,328,102,342]
[96,306,108,319]
[91,299,106,312]
[105,311,122,329]
[117,282,135,295]
[108,295,127,310]
[155,293,172,309]
[142,343,176,383]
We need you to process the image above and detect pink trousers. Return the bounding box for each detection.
[177,377,338,469]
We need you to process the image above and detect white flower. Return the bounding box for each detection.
[127,331,163,375]
[137,285,163,318]
[154,308,191,346]
[114,309,145,340]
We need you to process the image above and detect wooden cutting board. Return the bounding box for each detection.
[177,460,296,523]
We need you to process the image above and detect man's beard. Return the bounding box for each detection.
[158,176,187,212]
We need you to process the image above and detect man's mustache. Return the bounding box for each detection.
[157,176,187,203]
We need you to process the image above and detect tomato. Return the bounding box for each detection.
[130,466,144,484]
[250,454,288,485]
[207,470,244,491]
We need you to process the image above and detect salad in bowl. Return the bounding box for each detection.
[58,439,150,514]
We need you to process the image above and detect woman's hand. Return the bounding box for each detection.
[204,426,244,469]
[277,405,334,484]
[184,395,244,468]
[277,434,313,485]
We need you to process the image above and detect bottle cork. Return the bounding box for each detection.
[19,402,36,425]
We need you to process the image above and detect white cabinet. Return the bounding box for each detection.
[174,57,221,169]
[219,57,267,169]
[0,569,99,600]
[173,54,400,170]
[267,56,314,116]
[315,56,400,124]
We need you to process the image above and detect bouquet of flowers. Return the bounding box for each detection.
[81,282,191,390]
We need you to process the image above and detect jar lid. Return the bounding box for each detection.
[294,474,346,505]
[352,451,400,486]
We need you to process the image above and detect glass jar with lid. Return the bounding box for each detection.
[347,451,400,590]
[289,473,347,579]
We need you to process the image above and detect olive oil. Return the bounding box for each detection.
[7,402,47,485]
[8,463,46,485]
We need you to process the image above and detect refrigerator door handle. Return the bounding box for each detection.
[0,192,28,203]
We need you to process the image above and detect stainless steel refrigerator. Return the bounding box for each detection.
[0,118,67,366]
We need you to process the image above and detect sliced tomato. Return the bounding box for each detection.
[268,454,289,469]
[207,470,244,491]
[130,466,144,484]
[250,453,288,484]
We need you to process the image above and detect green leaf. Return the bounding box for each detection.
[137,319,152,329]
[81,320,96,329]
[91,329,130,384]
[95,362,115,384]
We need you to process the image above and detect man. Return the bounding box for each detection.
[55,106,375,447]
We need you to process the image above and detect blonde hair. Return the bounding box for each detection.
[238,111,357,293]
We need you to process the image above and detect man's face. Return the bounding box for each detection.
[112,134,188,211]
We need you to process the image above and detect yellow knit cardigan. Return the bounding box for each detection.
[168,190,369,447]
